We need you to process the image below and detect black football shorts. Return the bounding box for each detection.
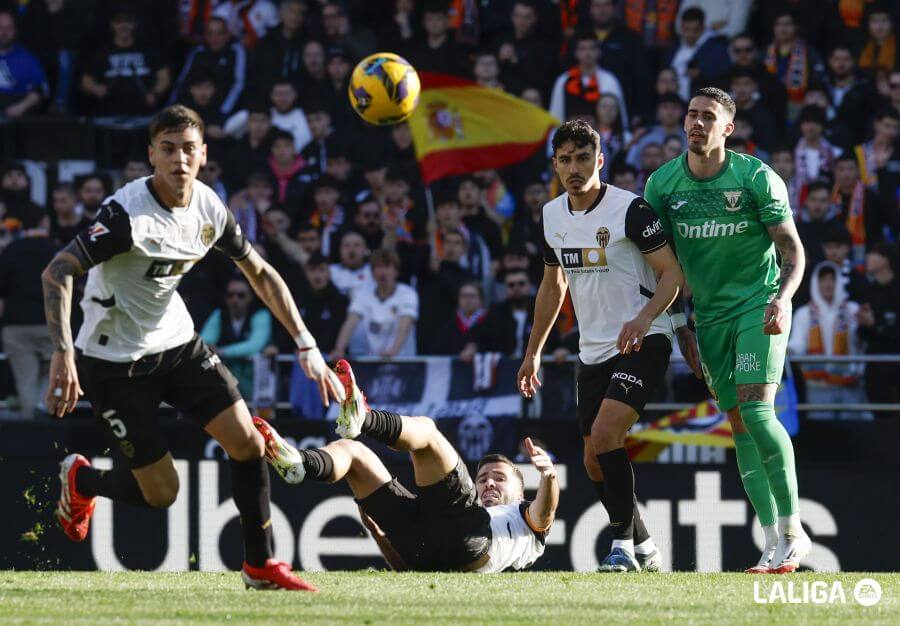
[357,458,492,571]
[576,333,672,436]
[77,334,243,468]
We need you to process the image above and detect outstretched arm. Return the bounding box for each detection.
[235,248,344,405]
[517,264,567,398]
[765,219,806,335]
[41,240,91,416]
[525,438,558,531]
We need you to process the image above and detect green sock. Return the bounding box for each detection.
[733,431,777,527]
[739,401,799,517]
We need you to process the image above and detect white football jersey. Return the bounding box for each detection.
[476,501,547,573]
[348,283,418,356]
[74,177,250,362]
[542,184,673,364]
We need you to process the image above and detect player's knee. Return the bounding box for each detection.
[143,478,179,508]
[227,430,266,461]
[589,419,620,453]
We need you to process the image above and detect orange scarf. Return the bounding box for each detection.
[833,181,867,270]
[765,39,809,103]
[623,0,678,48]
[859,34,897,74]
[805,300,857,385]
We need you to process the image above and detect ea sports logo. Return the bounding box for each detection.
[853,579,882,606]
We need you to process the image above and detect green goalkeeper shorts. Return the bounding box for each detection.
[695,304,790,412]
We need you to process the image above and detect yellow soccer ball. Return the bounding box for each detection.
[348,52,421,126]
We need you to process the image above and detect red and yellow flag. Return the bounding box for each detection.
[408,72,559,184]
[626,401,735,462]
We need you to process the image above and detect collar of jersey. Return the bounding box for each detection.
[146,178,192,213]
[566,182,607,216]
[680,150,732,183]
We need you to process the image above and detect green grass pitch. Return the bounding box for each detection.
[0,571,897,625]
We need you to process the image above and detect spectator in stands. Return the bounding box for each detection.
[611,163,639,193]
[213,0,279,49]
[179,74,227,139]
[457,175,502,260]
[403,0,468,77]
[224,105,273,190]
[770,145,802,213]
[332,247,418,358]
[825,44,876,148]
[822,224,870,303]
[301,102,343,177]
[581,0,651,126]
[301,39,328,101]
[729,67,778,151]
[730,111,770,162]
[201,277,272,399]
[857,4,898,82]
[676,0,752,39]
[789,262,866,420]
[252,0,311,91]
[226,80,312,153]
[348,197,385,251]
[49,182,88,246]
[381,165,424,243]
[321,1,375,61]
[626,93,684,167]
[463,268,552,359]
[121,157,152,184]
[853,108,900,195]
[857,244,900,417]
[330,230,372,297]
[832,154,889,266]
[293,252,348,353]
[0,163,35,223]
[472,50,504,91]
[80,9,171,117]
[595,93,631,177]
[171,17,246,116]
[662,133,684,162]
[492,242,535,301]
[0,9,46,118]
[764,10,826,122]
[75,173,109,222]
[511,181,548,260]
[794,105,842,190]
[199,156,228,202]
[665,7,730,102]
[550,35,628,127]
[433,281,486,356]
[725,32,787,129]
[496,1,556,96]
[621,0,678,67]
[265,130,307,209]
[229,172,273,244]
[324,46,357,125]
[886,70,900,116]
[309,175,347,257]
[432,193,492,295]
[420,228,476,350]
[0,204,54,419]
[636,142,664,193]
[797,180,841,266]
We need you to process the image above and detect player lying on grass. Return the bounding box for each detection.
[254,360,559,572]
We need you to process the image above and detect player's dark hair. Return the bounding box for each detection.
[693,87,736,119]
[552,119,600,156]
[149,105,205,142]
[681,7,705,24]
[477,454,524,488]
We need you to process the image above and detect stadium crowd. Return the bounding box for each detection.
[0,0,898,419]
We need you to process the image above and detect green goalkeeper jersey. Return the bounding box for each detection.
[644,150,792,327]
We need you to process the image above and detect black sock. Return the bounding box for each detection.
[230,458,273,568]
[632,493,651,545]
[595,448,635,541]
[76,465,148,507]
[362,409,403,446]
[595,479,650,544]
[299,448,334,481]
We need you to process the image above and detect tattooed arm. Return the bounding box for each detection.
[765,218,806,335]
[41,240,92,416]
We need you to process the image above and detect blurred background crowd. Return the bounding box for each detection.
[0,0,898,420]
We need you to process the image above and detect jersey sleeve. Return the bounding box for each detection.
[519,501,549,544]
[214,208,252,260]
[624,198,667,253]
[750,164,792,226]
[539,213,559,266]
[642,173,672,236]
[74,200,133,266]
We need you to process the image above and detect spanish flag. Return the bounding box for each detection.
[408,72,560,184]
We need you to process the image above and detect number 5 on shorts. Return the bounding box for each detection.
[101,409,128,438]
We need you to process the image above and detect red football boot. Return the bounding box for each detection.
[241,559,318,591]
[56,453,97,542]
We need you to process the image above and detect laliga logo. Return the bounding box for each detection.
[753,578,882,606]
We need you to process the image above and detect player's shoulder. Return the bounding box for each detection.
[728,150,776,180]
[541,192,568,217]
[109,176,156,216]
[645,154,686,191]
[603,182,640,206]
